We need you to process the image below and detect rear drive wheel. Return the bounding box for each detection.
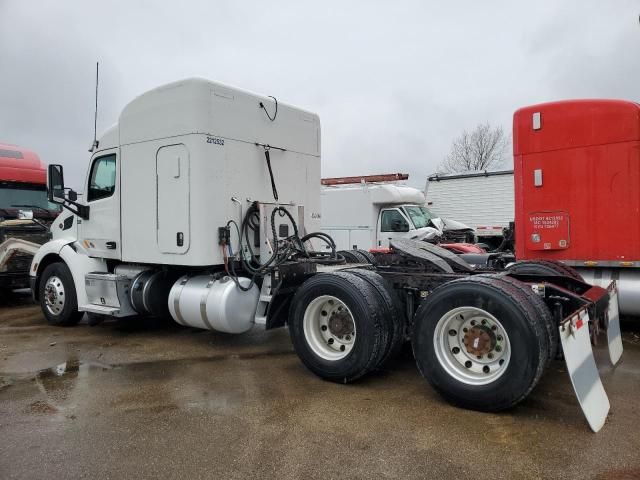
[412,275,549,411]
[474,273,558,364]
[288,272,388,383]
[39,262,83,326]
[507,259,584,281]
[345,268,404,366]
[338,250,369,264]
[355,249,377,265]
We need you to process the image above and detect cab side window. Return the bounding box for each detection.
[381,209,409,232]
[87,154,116,202]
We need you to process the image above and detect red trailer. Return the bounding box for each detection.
[513,99,640,314]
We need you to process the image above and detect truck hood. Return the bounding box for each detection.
[409,226,443,242]
[438,217,473,232]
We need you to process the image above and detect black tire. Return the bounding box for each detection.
[288,272,389,383]
[38,262,83,326]
[345,268,405,366]
[507,259,584,282]
[412,275,549,412]
[475,273,558,364]
[355,249,377,265]
[338,250,359,264]
[338,249,369,264]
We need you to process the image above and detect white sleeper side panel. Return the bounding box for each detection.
[120,134,320,266]
[116,79,320,267]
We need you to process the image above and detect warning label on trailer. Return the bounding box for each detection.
[526,211,570,251]
[530,214,565,229]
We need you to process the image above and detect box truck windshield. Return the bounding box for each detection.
[402,205,436,229]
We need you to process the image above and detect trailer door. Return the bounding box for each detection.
[156,144,190,254]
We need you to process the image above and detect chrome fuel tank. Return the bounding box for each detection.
[168,275,259,333]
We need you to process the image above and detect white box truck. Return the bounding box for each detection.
[321,181,436,250]
[320,175,475,251]
[29,78,622,431]
[425,170,514,248]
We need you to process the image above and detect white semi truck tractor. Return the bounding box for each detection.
[31,78,623,431]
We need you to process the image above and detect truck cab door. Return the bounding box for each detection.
[377,208,411,247]
[78,149,121,259]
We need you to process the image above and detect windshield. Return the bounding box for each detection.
[402,205,438,229]
[0,182,60,212]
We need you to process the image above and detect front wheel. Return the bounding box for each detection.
[39,262,84,326]
[412,275,549,412]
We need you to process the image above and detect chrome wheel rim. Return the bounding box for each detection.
[303,295,356,361]
[433,306,511,385]
[44,275,66,316]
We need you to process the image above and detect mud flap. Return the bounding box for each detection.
[559,309,610,432]
[606,282,623,366]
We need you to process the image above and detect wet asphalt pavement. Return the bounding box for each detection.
[1,291,640,480]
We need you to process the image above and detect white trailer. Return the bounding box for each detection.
[425,170,514,247]
[29,78,622,432]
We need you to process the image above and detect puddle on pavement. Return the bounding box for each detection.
[16,358,113,415]
[3,355,288,419]
[35,357,111,382]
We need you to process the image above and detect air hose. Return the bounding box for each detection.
[233,202,341,281]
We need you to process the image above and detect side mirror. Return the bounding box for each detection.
[46,164,90,220]
[48,164,66,204]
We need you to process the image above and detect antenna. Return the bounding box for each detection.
[89,62,99,152]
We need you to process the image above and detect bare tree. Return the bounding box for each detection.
[438,123,509,173]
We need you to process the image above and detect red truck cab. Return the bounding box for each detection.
[514,99,640,265]
[0,143,47,183]
[0,143,59,219]
[0,144,59,291]
[513,100,640,315]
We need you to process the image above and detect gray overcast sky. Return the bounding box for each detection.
[1,1,639,188]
